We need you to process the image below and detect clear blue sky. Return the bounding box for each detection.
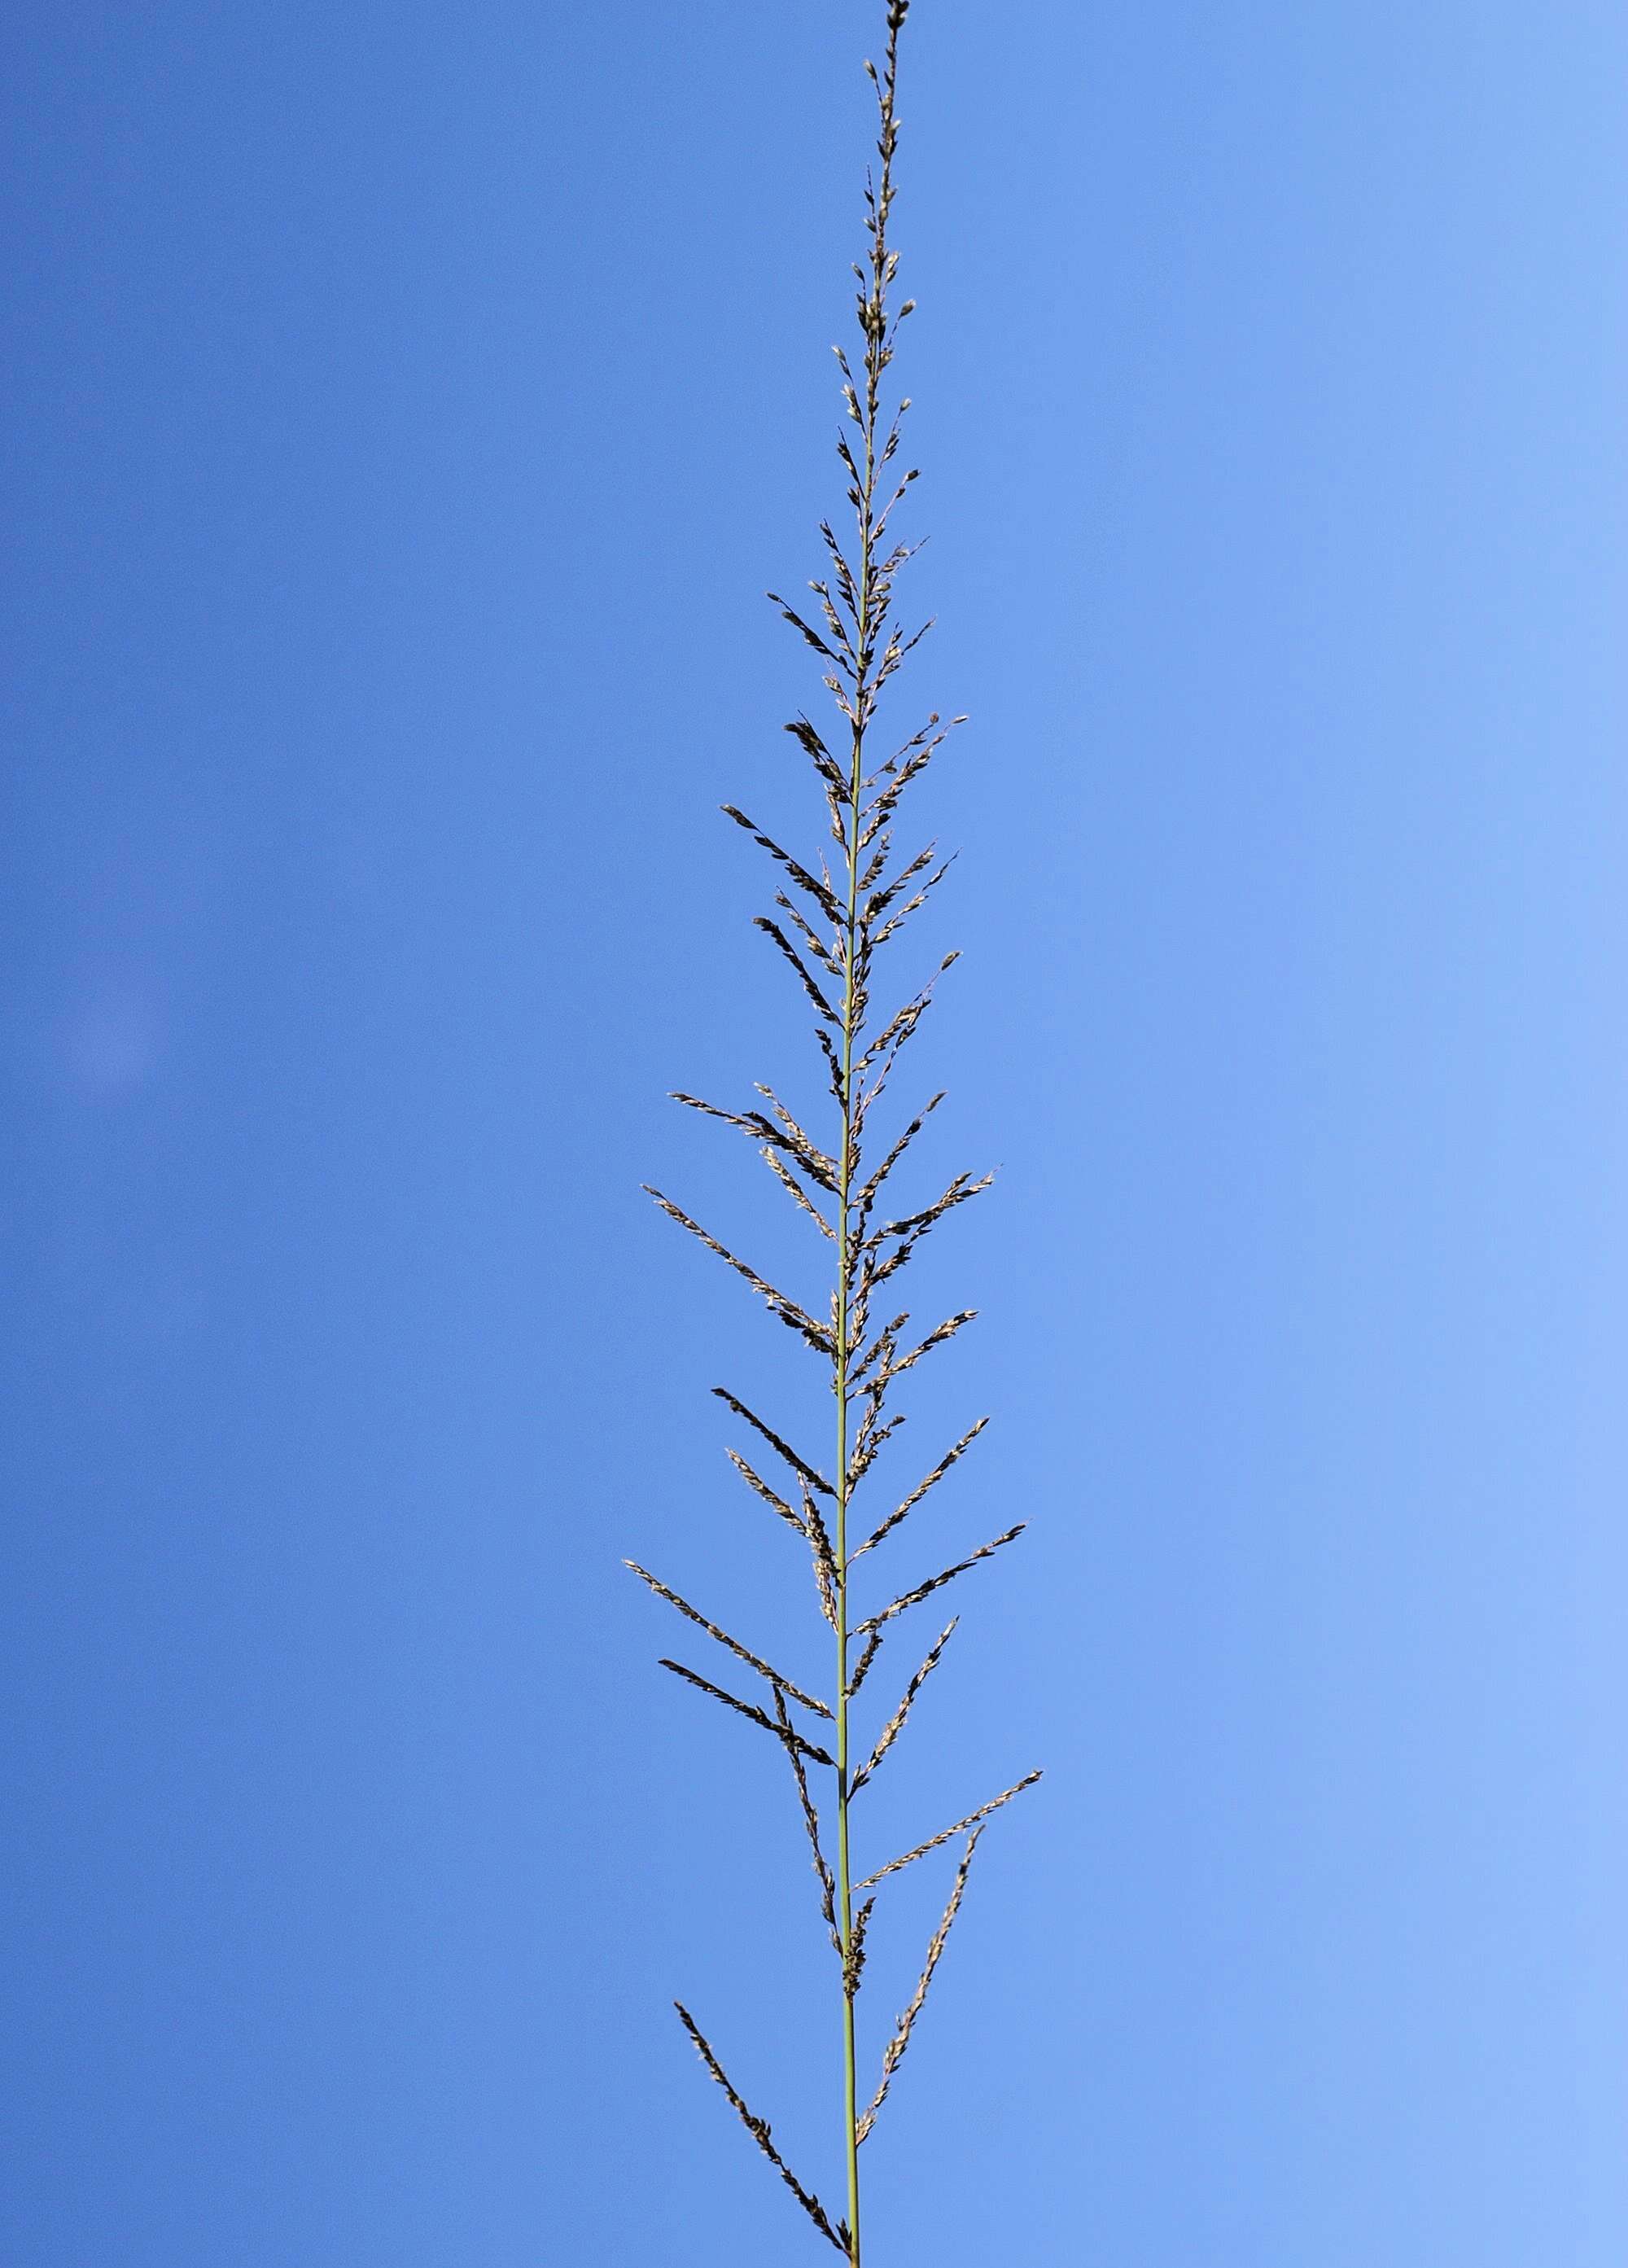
[3,3,1626,2262]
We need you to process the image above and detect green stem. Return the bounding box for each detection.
[834,456,871,2268]
[835,20,904,2260]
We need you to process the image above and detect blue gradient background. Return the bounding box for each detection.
[3,4,1626,2262]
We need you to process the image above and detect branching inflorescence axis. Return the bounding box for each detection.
[629,8,1039,2260]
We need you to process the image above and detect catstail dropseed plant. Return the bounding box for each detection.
[630,7,1038,2260]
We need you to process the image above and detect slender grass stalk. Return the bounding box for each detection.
[632,7,1038,2258]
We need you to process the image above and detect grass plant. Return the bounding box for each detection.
[631,7,1038,2257]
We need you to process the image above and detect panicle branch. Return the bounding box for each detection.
[850,1618,956,1792]
[675,2004,849,2253]
[855,1825,982,2146]
[659,1658,834,1768]
[624,1560,830,1717]
[857,1771,1043,1889]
